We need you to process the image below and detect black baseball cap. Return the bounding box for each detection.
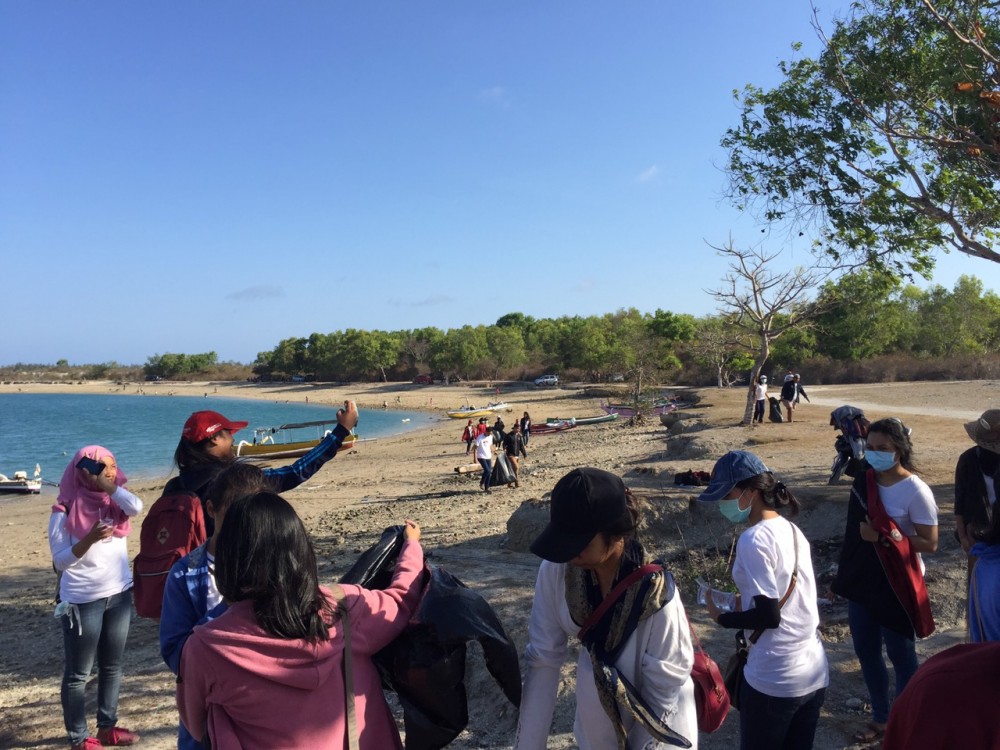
[530,467,634,563]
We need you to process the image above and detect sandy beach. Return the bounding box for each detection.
[1,377,997,749]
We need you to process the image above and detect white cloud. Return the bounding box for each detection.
[636,165,660,183]
[225,284,284,301]
[478,86,512,110]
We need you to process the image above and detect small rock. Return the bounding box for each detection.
[845,697,865,710]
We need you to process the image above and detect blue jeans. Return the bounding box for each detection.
[60,589,133,744]
[739,682,826,750]
[478,458,492,489]
[847,600,919,724]
[754,399,765,422]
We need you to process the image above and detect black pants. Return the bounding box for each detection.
[738,681,825,750]
[753,399,765,423]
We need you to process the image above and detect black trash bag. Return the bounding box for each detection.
[340,527,522,750]
[768,396,784,423]
[489,453,515,487]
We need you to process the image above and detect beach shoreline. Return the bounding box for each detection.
[1,378,996,749]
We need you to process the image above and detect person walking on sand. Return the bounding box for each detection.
[779,374,809,423]
[503,422,527,488]
[520,411,532,446]
[473,427,495,493]
[462,419,476,455]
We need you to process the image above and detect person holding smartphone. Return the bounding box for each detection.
[49,446,144,750]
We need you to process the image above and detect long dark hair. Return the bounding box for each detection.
[215,491,333,642]
[735,471,801,517]
[868,417,917,471]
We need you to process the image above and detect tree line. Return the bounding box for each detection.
[241,273,999,386]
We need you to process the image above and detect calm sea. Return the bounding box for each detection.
[0,393,432,490]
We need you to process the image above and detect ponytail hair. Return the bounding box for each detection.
[735,471,801,517]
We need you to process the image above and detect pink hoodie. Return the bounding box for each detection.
[177,539,424,750]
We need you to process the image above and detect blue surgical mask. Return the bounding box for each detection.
[718,491,752,523]
[866,450,897,472]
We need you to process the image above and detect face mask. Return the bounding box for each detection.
[866,450,897,472]
[718,491,752,523]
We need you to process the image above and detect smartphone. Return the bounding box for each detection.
[76,456,106,475]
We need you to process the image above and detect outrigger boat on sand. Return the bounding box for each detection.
[543,414,619,427]
[445,401,511,419]
[0,465,42,495]
[234,421,358,459]
[600,399,684,418]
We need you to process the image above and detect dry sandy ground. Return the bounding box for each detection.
[1,378,997,750]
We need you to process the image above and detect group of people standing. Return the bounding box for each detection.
[46,394,1000,750]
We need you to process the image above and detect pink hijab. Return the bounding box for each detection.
[55,446,131,539]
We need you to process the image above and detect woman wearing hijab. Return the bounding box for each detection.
[49,447,144,750]
[698,451,828,750]
[515,467,697,749]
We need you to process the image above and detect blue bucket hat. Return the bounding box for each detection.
[698,451,770,503]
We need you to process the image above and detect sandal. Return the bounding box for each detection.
[853,722,885,743]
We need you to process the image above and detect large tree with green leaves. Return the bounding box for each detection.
[724,0,1000,276]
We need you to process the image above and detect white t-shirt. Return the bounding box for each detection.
[755,383,767,401]
[473,432,493,460]
[516,560,698,750]
[877,474,938,572]
[731,517,829,699]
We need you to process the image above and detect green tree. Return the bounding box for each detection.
[724,0,1000,276]
[485,325,527,380]
[811,271,904,360]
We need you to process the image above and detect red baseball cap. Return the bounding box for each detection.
[181,411,249,443]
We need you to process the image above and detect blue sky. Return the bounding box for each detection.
[3,2,998,366]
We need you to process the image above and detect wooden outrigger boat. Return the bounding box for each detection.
[543,414,619,427]
[234,421,358,459]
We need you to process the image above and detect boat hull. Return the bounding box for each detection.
[0,481,41,495]
[234,435,357,459]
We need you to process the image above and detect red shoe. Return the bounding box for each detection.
[96,727,139,746]
[71,739,103,750]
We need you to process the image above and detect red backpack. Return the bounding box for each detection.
[132,491,206,618]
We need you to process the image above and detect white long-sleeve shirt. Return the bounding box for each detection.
[49,486,143,604]
[515,560,698,750]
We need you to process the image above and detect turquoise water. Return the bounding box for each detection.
[0,393,432,487]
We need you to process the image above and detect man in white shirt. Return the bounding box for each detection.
[473,429,495,493]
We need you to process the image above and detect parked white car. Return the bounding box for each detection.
[534,374,559,387]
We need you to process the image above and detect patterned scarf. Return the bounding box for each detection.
[565,539,691,749]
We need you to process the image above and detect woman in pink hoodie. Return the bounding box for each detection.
[177,491,423,749]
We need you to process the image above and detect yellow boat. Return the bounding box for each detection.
[233,421,357,459]
[445,401,511,419]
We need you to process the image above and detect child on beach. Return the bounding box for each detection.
[169,401,358,535]
[159,462,270,750]
[50,447,144,750]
